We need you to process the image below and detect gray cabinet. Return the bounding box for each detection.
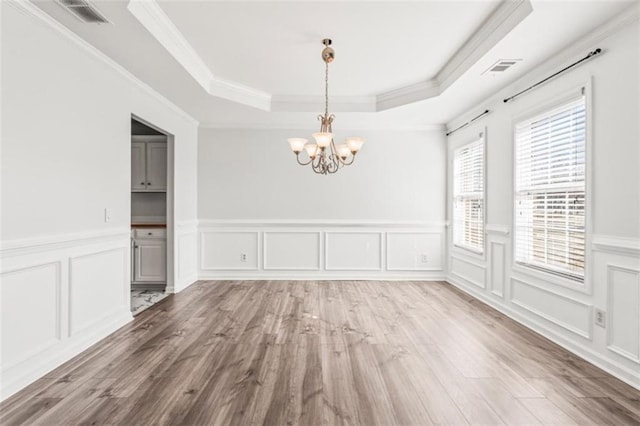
[132,228,166,284]
[131,137,167,192]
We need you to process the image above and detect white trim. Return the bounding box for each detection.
[198,219,445,229]
[0,228,131,255]
[199,230,260,271]
[510,278,593,340]
[449,253,486,288]
[198,122,446,132]
[446,276,640,391]
[126,0,270,111]
[489,240,506,298]
[606,264,640,364]
[6,0,198,126]
[324,231,384,271]
[592,235,640,256]
[385,231,444,272]
[262,231,322,271]
[0,309,132,401]
[376,0,533,111]
[485,224,510,236]
[199,273,447,282]
[510,82,592,295]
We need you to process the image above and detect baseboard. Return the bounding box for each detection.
[446,276,640,391]
[1,309,133,401]
[174,275,198,292]
[198,273,447,281]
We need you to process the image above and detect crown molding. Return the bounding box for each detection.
[446,1,640,131]
[7,0,199,127]
[376,0,533,111]
[127,0,271,111]
[125,0,532,113]
[198,122,446,132]
[271,95,377,113]
[376,80,440,111]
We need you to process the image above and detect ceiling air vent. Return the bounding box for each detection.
[56,0,110,24]
[483,59,521,75]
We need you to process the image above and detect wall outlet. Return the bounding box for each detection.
[104,208,112,223]
[421,254,428,263]
[240,253,247,262]
[595,308,606,328]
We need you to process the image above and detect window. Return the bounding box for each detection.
[453,136,484,253]
[514,95,586,280]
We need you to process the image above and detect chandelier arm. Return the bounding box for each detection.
[296,154,313,166]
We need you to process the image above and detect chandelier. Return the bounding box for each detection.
[287,39,365,175]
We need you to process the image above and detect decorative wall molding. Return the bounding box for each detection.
[510,278,593,340]
[485,224,511,236]
[0,230,133,401]
[198,219,445,229]
[606,264,640,364]
[592,234,640,256]
[325,232,383,271]
[6,0,198,126]
[200,230,260,271]
[263,231,321,271]
[489,241,506,297]
[0,228,131,256]
[198,123,446,132]
[386,231,443,271]
[449,253,486,288]
[446,275,640,391]
[198,222,445,278]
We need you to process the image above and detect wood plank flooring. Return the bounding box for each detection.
[1,280,639,425]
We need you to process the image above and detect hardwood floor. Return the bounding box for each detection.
[1,280,639,425]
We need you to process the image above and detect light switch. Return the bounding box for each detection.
[104,208,112,223]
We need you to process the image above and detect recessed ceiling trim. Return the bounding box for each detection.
[127,0,271,111]
[127,0,531,113]
[376,0,533,111]
[271,95,377,113]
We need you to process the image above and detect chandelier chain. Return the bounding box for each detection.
[324,61,329,117]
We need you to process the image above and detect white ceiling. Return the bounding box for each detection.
[31,0,636,128]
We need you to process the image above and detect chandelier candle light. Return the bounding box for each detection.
[287,39,365,175]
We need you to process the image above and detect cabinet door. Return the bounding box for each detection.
[145,142,167,191]
[133,240,166,282]
[131,142,147,191]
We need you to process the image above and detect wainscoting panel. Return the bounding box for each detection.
[197,221,445,279]
[386,232,442,271]
[490,241,506,297]
[511,278,592,339]
[176,222,198,292]
[325,232,382,271]
[200,231,259,270]
[0,229,132,401]
[69,247,128,336]
[1,262,61,369]
[264,232,320,270]
[450,254,486,288]
[607,264,640,363]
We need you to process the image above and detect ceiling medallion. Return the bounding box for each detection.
[288,39,365,175]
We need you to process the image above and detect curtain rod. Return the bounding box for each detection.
[446,110,490,136]
[504,48,602,103]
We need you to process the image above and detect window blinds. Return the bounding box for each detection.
[453,137,484,252]
[515,95,586,279]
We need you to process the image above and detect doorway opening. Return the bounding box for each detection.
[130,116,175,315]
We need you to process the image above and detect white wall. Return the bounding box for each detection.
[0,1,198,400]
[446,14,640,389]
[197,128,447,279]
